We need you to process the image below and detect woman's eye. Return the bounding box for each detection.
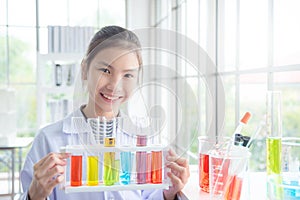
[124,74,134,78]
[99,68,110,74]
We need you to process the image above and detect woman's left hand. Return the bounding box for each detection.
[163,149,190,200]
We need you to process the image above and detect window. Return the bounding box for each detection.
[0,0,126,136]
[152,0,300,171]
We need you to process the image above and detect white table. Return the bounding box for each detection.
[0,137,33,199]
[182,165,267,199]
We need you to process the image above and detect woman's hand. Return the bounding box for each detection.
[163,149,190,200]
[28,152,70,200]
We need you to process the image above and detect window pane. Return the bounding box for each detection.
[222,75,236,136]
[99,0,126,27]
[38,27,48,54]
[69,0,98,27]
[239,0,268,69]
[8,27,36,83]
[274,0,300,66]
[240,73,267,171]
[240,73,267,132]
[186,0,199,43]
[186,77,201,164]
[0,0,7,25]
[38,0,68,26]
[220,0,237,72]
[274,71,300,137]
[14,85,37,136]
[0,28,7,85]
[8,0,35,26]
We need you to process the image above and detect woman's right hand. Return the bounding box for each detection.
[28,152,70,200]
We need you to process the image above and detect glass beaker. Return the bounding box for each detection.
[198,136,229,192]
[209,145,250,200]
[268,137,300,200]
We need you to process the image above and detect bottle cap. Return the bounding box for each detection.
[234,134,244,146]
[241,112,251,124]
[104,137,115,147]
[242,136,251,147]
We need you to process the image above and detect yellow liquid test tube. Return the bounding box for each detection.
[87,156,99,186]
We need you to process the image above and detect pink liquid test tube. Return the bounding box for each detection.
[136,135,147,184]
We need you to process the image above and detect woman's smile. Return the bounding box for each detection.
[99,92,123,103]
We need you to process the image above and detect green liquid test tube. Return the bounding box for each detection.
[266,137,281,175]
[266,91,283,199]
[103,137,116,186]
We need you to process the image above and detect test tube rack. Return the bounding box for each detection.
[60,144,170,193]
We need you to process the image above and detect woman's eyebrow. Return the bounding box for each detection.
[98,61,113,68]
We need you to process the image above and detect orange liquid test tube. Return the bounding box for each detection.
[224,175,243,200]
[71,155,82,186]
[151,151,162,183]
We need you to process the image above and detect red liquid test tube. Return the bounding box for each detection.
[199,153,210,192]
[71,155,82,186]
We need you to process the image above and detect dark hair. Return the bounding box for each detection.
[84,26,142,68]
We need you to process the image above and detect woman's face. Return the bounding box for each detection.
[84,47,140,115]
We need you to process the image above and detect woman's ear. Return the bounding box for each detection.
[81,59,88,80]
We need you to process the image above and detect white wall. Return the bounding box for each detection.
[126,0,153,28]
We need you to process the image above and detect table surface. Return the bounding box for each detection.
[182,165,267,200]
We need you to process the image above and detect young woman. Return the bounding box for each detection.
[20,26,190,200]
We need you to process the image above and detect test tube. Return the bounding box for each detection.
[87,153,98,186]
[103,138,115,186]
[266,91,283,199]
[266,91,282,175]
[151,121,162,184]
[119,118,133,185]
[114,153,120,183]
[120,150,132,184]
[103,118,120,186]
[136,135,147,184]
[146,153,152,183]
[103,119,115,186]
[131,152,137,184]
[71,154,82,186]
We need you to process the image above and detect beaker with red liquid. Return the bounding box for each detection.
[198,136,229,192]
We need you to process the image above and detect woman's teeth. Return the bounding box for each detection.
[103,94,119,100]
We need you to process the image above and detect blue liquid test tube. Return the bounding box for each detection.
[120,151,132,184]
[118,117,133,185]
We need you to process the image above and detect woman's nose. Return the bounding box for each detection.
[106,75,122,92]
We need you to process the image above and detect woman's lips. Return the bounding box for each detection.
[100,92,121,103]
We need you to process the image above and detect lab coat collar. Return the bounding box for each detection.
[62,108,124,134]
[62,108,86,134]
